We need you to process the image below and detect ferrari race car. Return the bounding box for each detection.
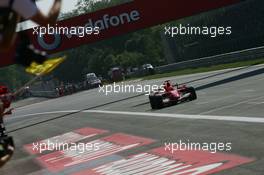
[149,80,197,109]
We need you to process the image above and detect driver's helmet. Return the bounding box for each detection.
[164,80,171,87]
[0,136,15,168]
[164,80,173,92]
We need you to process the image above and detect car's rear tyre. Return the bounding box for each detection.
[187,87,197,100]
[170,99,178,105]
[149,95,163,109]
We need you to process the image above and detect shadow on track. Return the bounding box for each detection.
[195,67,264,91]
[182,66,251,85]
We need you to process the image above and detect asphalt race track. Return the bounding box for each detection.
[1,64,264,175]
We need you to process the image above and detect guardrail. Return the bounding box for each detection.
[30,90,58,98]
[155,46,264,73]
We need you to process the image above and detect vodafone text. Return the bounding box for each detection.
[87,10,140,30]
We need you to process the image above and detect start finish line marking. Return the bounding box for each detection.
[72,147,254,175]
[24,127,108,154]
[14,109,264,124]
[36,133,155,172]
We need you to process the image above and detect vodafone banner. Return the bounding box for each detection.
[0,0,242,66]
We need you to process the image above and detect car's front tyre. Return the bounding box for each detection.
[187,87,197,100]
[149,95,163,109]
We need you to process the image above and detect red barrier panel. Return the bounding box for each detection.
[0,0,242,67]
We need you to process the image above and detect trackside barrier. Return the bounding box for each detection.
[155,46,264,73]
[30,91,58,98]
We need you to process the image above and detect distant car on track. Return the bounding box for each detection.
[149,80,197,109]
[142,63,155,75]
[85,73,102,89]
[109,67,124,82]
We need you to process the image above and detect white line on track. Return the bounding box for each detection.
[10,109,264,124]
[248,102,264,105]
[84,110,264,124]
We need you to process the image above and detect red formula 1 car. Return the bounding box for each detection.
[149,80,197,109]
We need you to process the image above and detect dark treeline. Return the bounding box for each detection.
[166,0,264,62]
[0,65,32,90]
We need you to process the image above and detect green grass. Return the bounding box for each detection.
[143,58,264,80]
